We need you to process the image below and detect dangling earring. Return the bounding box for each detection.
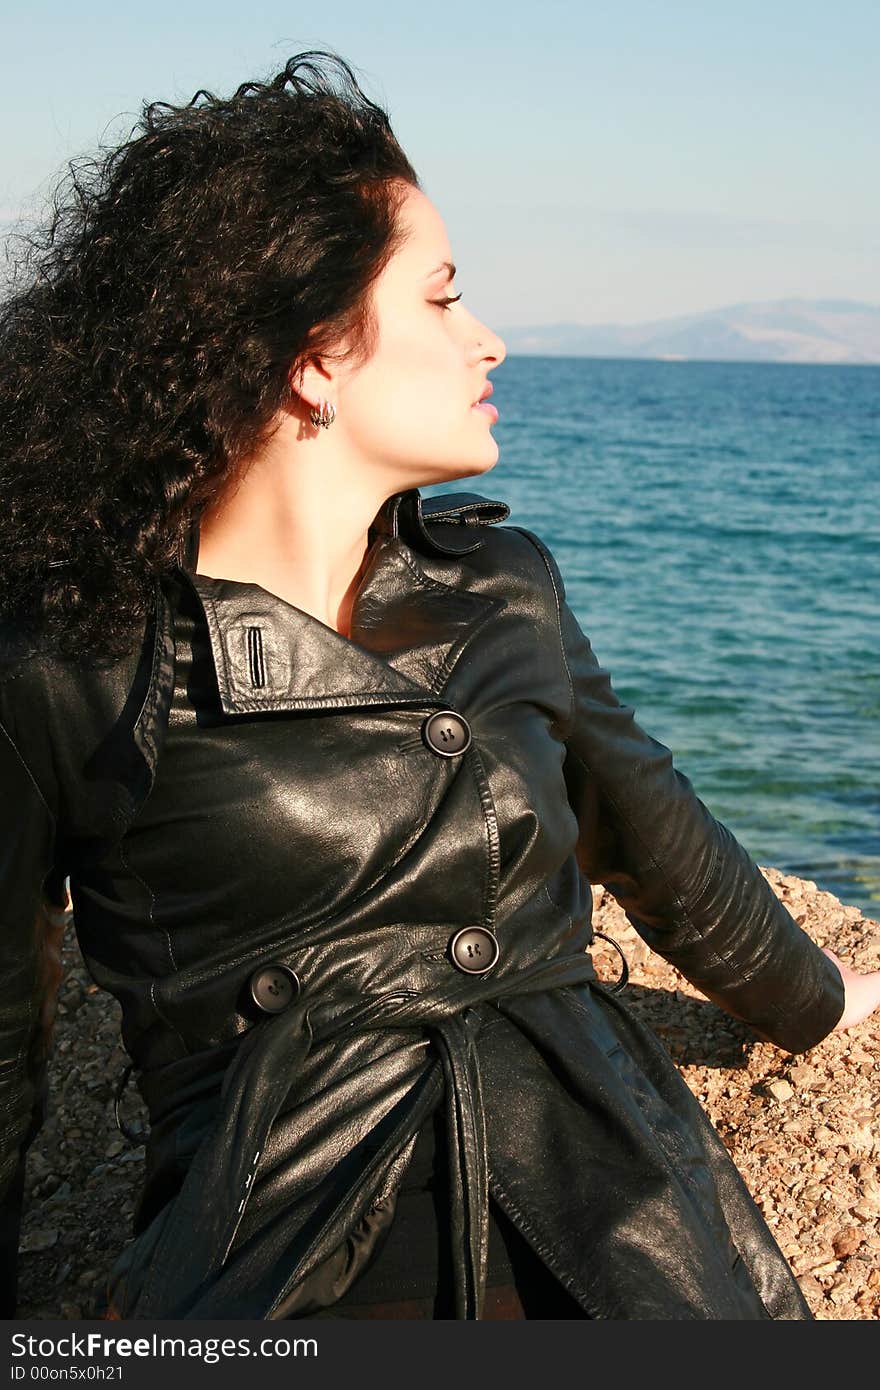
[309,399,337,429]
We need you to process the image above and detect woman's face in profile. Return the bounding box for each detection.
[336,183,507,490]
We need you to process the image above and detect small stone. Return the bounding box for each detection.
[34,1175,62,1199]
[851,1202,877,1222]
[766,1079,794,1102]
[831,1226,863,1258]
[797,1274,823,1302]
[27,1151,50,1180]
[788,1064,814,1087]
[60,1303,82,1320]
[849,1125,874,1151]
[828,1283,855,1306]
[20,1228,59,1253]
[847,1048,872,1065]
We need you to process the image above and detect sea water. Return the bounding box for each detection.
[429,357,879,919]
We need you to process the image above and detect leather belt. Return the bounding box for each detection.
[130,948,600,1320]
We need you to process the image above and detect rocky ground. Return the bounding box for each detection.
[14,867,880,1321]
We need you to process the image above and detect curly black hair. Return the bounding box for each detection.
[0,50,420,666]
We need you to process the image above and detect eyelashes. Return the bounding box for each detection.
[433,293,463,311]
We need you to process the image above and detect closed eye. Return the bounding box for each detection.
[433,293,463,311]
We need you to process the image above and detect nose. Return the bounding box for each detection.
[470,312,507,369]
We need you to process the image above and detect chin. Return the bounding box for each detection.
[403,450,499,493]
[466,452,499,480]
[444,451,500,484]
[447,464,497,490]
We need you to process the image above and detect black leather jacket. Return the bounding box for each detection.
[0,488,845,1319]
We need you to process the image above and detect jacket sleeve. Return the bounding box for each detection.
[524,530,846,1056]
[0,712,66,1318]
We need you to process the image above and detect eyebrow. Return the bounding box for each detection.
[424,261,456,282]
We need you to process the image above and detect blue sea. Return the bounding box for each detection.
[429,358,880,920]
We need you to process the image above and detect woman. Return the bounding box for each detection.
[1,51,877,1322]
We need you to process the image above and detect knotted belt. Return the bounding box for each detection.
[131,947,600,1320]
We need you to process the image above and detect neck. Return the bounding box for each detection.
[192,422,402,635]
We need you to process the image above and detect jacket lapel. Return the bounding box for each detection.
[173,488,507,716]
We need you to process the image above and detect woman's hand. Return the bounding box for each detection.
[821,946,880,1032]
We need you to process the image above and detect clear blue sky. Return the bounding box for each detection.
[2,0,877,326]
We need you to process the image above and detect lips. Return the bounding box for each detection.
[474,383,493,404]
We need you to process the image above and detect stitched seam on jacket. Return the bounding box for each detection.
[217,692,426,711]
[506,528,575,738]
[396,542,479,600]
[0,715,57,824]
[147,979,190,1056]
[542,874,574,923]
[202,592,233,705]
[466,743,500,932]
[487,1176,592,1308]
[133,587,165,747]
[117,836,177,974]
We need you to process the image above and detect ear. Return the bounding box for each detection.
[289,346,349,414]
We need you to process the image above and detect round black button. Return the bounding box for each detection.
[423,710,472,757]
[449,927,500,975]
[248,963,301,1014]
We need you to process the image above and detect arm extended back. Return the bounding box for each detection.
[519,527,845,1055]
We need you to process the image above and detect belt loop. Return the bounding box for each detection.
[591,931,630,993]
[113,1063,149,1145]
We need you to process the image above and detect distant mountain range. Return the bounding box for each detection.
[497,299,880,365]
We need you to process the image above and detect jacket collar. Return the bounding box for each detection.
[162,486,508,718]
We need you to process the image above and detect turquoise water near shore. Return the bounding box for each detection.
[429,357,880,919]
